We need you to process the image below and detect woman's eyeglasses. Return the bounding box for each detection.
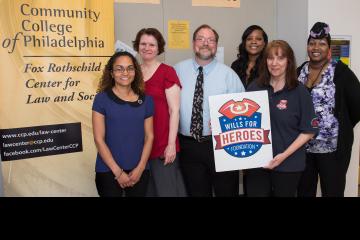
[112,66,135,74]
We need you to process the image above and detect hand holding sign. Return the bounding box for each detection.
[209,91,273,172]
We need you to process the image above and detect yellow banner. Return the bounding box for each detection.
[0,0,114,196]
[192,0,240,8]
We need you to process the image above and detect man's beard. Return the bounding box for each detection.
[195,47,215,60]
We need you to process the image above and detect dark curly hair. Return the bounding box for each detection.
[97,51,144,96]
[236,25,268,85]
[257,40,298,90]
[133,28,166,55]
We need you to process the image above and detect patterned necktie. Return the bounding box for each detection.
[190,66,204,141]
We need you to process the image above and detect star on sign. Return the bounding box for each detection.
[235,106,243,111]
[241,151,246,156]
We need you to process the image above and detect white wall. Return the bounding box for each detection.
[308,0,360,197]
[115,0,277,66]
[308,0,360,76]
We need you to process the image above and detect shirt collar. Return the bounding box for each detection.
[264,83,288,95]
[192,58,217,76]
[106,89,145,107]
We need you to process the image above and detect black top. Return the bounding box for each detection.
[231,58,259,89]
[106,89,145,107]
[297,60,360,172]
[248,82,318,172]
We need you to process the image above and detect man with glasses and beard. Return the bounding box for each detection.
[175,24,245,197]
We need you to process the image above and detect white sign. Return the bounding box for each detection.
[215,46,224,63]
[115,40,137,57]
[209,90,273,172]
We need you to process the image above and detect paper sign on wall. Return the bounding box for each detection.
[168,20,190,49]
[192,0,240,8]
[115,40,137,57]
[331,35,351,66]
[209,91,273,172]
[215,47,224,63]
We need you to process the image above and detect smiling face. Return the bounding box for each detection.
[138,34,159,61]
[307,38,330,65]
[193,27,217,62]
[267,47,288,81]
[245,29,266,57]
[111,56,135,88]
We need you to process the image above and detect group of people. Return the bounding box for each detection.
[92,22,360,197]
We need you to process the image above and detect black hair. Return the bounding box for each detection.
[307,22,331,46]
[236,25,268,86]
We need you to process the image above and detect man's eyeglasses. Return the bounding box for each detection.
[195,37,217,45]
[112,66,135,74]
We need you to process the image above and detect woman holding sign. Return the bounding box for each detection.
[92,51,154,197]
[246,40,318,197]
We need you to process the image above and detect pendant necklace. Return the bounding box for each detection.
[307,61,328,88]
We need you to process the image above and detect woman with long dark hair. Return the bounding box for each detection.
[231,25,268,89]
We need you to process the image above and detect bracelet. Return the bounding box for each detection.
[114,169,123,180]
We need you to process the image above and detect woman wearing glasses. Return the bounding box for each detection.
[133,28,186,197]
[92,51,154,197]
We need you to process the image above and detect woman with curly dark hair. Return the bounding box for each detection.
[92,51,154,197]
[97,51,144,95]
[231,25,268,89]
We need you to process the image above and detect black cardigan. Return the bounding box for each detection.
[297,60,360,172]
